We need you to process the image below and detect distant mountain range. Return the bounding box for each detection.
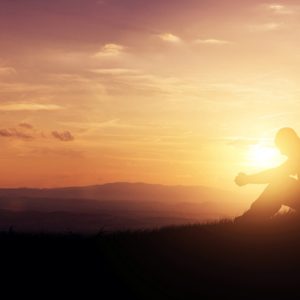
[0,182,244,232]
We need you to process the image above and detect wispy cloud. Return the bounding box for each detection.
[28,147,84,158]
[93,43,125,57]
[0,82,50,94]
[0,128,33,140]
[18,122,34,129]
[0,103,63,111]
[60,119,137,131]
[90,119,136,129]
[249,22,282,32]
[158,33,181,43]
[52,131,75,142]
[194,39,231,45]
[89,68,140,75]
[264,4,295,15]
[0,122,75,143]
[0,67,16,76]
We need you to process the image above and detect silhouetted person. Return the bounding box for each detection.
[235,127,300,223]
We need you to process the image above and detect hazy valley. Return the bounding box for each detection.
[0,182,244,232]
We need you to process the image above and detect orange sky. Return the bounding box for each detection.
[0,0,299,190]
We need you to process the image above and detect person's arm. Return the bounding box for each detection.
[235,160,294,186]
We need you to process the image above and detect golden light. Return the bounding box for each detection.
[247,144,283,169]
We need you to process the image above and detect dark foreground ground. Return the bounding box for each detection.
[2,215,300,299]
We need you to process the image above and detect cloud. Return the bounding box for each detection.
[18,123,34,129]
[0,128,33,140]
[0,123,75,142]
[249,22,282,32]
[94,43,125,57]
[265,4,295,15]
[0,67,16,77]
[158,33,181,43]
[89,68,140,75]
[52,131,75,142]
[88,119,134,129]
[60,119,136,131]
[194,39,231,45]
[0,103,63,111]
[0,82,50,94]
[28,147,84,158]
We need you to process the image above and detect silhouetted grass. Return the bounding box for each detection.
[2,214,300,299]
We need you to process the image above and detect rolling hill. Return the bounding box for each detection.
[0,182,244,232]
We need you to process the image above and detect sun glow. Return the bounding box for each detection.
[247,144,283,169]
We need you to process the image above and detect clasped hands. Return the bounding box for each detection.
[235,172,250,187]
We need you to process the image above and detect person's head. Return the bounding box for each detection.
[275,127,300,156]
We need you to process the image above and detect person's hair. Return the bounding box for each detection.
[275,127,299,146]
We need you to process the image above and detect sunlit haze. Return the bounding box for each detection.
[247,143,284,169]
[0,0,298,190]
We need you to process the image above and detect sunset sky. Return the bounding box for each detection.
[0,0,299,189]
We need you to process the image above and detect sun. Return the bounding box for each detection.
[247,144,283,169]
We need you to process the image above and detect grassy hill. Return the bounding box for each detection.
[2,214,300,299]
